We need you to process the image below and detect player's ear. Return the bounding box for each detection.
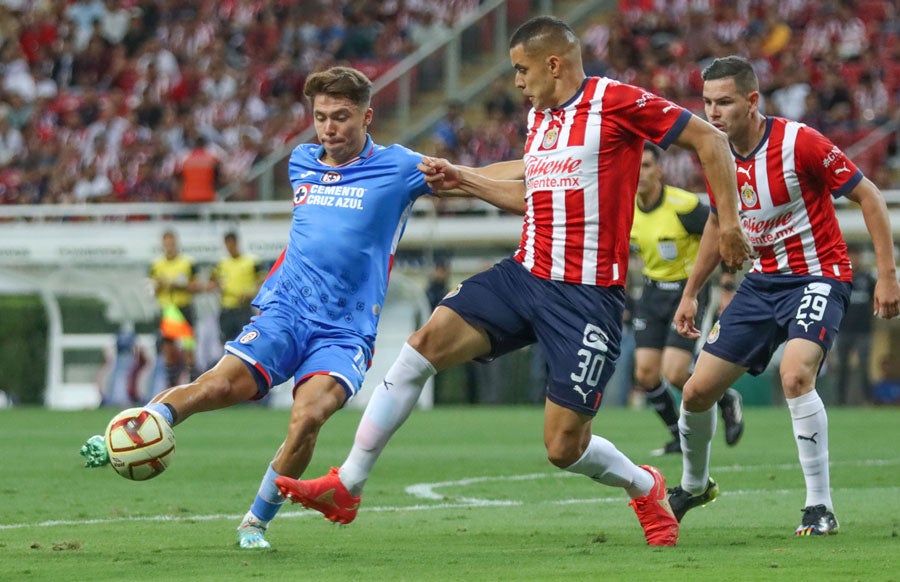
[364,107,374,127]
[547,55,561,77]
[747,91,760,114]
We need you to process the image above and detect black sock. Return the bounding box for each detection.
[646,383,679,437]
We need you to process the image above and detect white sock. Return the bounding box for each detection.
[563,435,654,499]
[340,343,436,496]
[786,390,832,510]
[679,404,717,494]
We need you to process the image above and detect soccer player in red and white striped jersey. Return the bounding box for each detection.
[280,17,751,547]
[671,55,900,536]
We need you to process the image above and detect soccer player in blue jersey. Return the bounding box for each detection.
[80,66,467,549]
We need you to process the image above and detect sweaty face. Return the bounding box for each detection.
[313,94,372,165]
[702,78,754,142]
[510,44,556,110]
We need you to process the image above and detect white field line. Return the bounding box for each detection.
[1,458,897,531]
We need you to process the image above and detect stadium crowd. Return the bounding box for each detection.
[1,0,898,206]
[580,0,900,191]
[0,0,478,205]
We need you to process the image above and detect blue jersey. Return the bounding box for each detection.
[253,135,431,340]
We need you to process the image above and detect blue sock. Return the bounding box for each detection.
[249,464,286,522]
[144,402,175,426]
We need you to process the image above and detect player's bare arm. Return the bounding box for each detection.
[673,116,750,270]
[674,213,724,338]
[419,157,526,215]
[467,159,526,181]
[845,177,900,319]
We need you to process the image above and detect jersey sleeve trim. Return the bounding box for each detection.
[658,110,692,149]
[831,169,863,198]
[677,201,710,234]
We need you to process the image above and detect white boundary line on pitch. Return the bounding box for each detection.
[1,458,896,531]
[404,458,899,500]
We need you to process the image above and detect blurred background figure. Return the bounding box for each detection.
[149,230,199,389]
[207,232,264,345]
[832,244,877,404]
[179,135,220,202]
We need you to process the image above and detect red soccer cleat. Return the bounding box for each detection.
[276,467,361,524]
[628,465,679,546]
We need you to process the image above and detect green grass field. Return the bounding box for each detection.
[1,405,898,581]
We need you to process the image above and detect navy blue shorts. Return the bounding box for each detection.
[634,279,710,352]
[703,273,851,376]
[440,258,624,416]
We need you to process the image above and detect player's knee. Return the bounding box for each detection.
[681,381,716,412]
[288,406,329,435]
[780,368,815,397]
[406,328,435,359]
[544,434,583,468]
[634,366,659,390]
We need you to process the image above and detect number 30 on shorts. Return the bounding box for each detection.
[570,324,609,388]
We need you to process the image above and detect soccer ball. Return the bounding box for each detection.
[105,408,175,481]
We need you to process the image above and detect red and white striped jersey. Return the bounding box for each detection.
[708,117,861,282]
[517,77,691,287]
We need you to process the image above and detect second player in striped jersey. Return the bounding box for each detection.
[670,55,900,536]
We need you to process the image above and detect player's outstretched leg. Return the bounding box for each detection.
[719,388,744,446]
[794,504,839,536]
[276,467,361,524]
[667,478,719,522]
[628,465,680,546]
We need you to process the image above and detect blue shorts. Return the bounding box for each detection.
[703,273,850,375]
[440,258,624,416]
[224,299,373,401]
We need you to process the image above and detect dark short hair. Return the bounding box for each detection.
[643,142,662,161]
[509,16,578,56]
[224,232,238,243]
[701,56,759,94]
[303,66,373,109]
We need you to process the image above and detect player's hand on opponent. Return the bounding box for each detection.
[418,157,461,192]
[873,275,900,319]
[718,225,751,271]
[674,295,701,339]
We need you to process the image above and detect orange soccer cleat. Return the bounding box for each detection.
[276,467,361,525]
[628,465,679,546]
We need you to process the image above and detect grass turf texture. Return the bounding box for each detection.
[1,406,898,581]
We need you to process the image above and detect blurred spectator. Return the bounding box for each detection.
[72,160,113,202]
[0,109,24,166]
[770,61,811,121]
[852,71,889,124]
[100,0,131,45]
[817,66,854,129]
[178,135,219,203]
[432,99,467,152]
